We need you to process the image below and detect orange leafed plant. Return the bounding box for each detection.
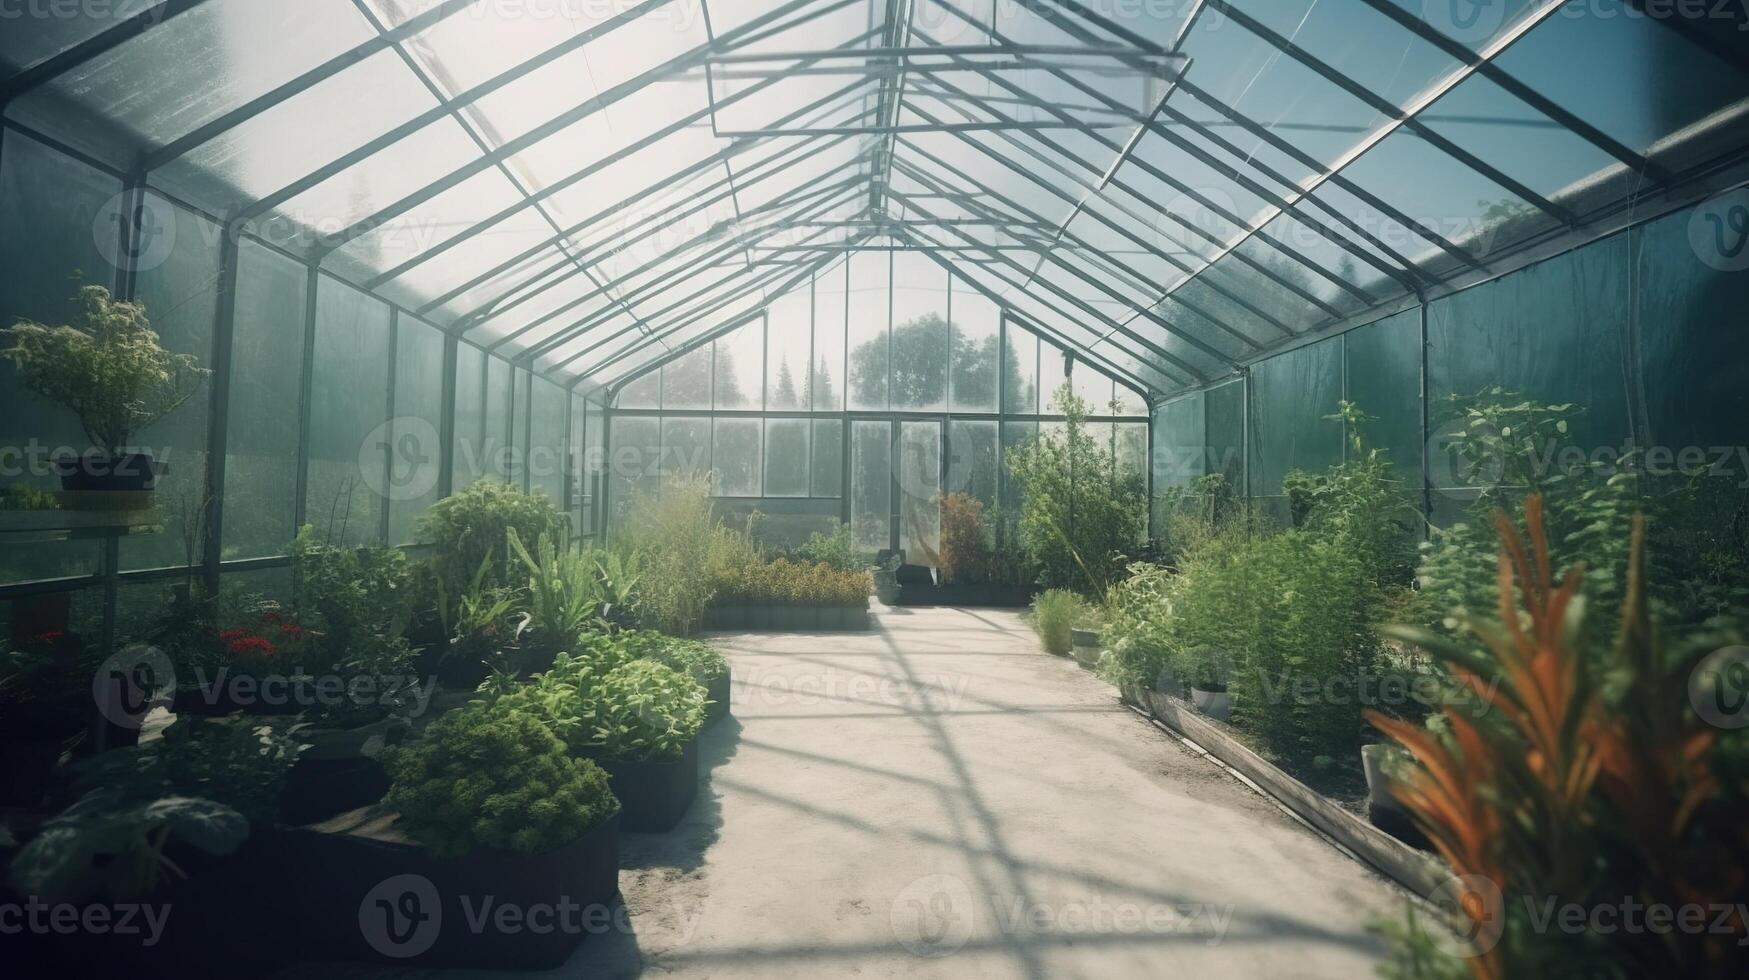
[1370,495,1748,978]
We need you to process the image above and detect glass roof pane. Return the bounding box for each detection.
[155,46,437,213]
[1224,0,1461,111]
[21,0,372,151]
[1417,72,1619,206]
[329,168,527,290]
[1492,8,1749,157]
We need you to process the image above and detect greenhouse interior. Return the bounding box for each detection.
[1,1,1747,977]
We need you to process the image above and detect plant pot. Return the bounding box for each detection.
[54,452,163,510]
[1190,686,1232,722]
[598,738,699,833]
[1361,744,1428,848]
[285,813,621,969]
[843,606,870,631]
[705,670,732,726]
[715,604,747,630]
[751,605,783,630]
[872,569,900,605]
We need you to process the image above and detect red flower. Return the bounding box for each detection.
[277,622,307,639]
[33,630,66,643]
[224,633,277,657]
[259,610,283,625]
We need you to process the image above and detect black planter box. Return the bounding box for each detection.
[894,581,1034,607]
[598,738,699,833]
[283,812,622,970]
[705,603,872,631]
[705,670,732,726]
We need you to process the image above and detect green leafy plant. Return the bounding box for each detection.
[1282,402,1420,589]
[381,698,618,857]
[1005,384,1147,596]
[716,557,871,607]
[617,475,719,635]
[618,630,729,686]
[1371,499,1748,978]
[69,718,305,825]
[1031,588,1091,656]
[0,483,60,511]
[496,654,707,763]
[1,284,207,457]
[8,788,248,902]
[1155,473,1242,567]
[795,523,871,572]
[509,529,604,642]
[419,479,569,603]
[938,491,993,585]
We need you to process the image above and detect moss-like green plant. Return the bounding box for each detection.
[583,660,707,763]
[1,284,207,456]
[381,699,617,857]
[1031,589,1090,656]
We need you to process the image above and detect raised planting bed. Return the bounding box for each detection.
[282,808,622,969]
[1138,689,1452,903]
[703,604,871,631]
[890,581,1034,607]
[598,738,699,833]
[705,670,732,727]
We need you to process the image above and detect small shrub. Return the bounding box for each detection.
[1031,589,1090,656]
[420,480,568,600]
[795,523,869,572]
[583,660,707,763]
[938,492,993,585]
[619,476,719,635]
[716,557,871,607]
[382,699,618,857]
[618,630,729,685]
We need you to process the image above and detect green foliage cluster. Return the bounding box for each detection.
[70,718,305,825]
[1415,389,1749,653]
[382,698,618,857]
[419,479,569,601]
[8,789,248,902]
[0,483,59,511]
[289,526,417,713]
[617,630,729,685]
[794,522,871,572]
[1,284,207,456]
[1282,402,1421,589]
[1030,589,1093,656]
[1154,473,1244,567]
[616,475,721,635]
[495,655,707,763]
[1005,384,1147,597]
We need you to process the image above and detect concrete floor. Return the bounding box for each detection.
[289,604,1404,979]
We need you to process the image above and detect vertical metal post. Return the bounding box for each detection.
[381,309,399,544]
[438,331,458,501]
[201,228,243,593]
[600,399,615,544]
[292,266,319,535]
[1418,302,1433,529]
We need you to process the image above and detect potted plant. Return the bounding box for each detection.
[1070,620,1103,669]
[289,700,622,969]
[621,631,731,726]
[1,285,207,508]
[1183,645,1234,722]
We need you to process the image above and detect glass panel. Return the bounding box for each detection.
[483,355,512,481]
[122,197,221,572]
[812,261,847,412]
[452,342,486,491]
[1003,322,1039,415]
[529,377,568,508]
[890,252,949,411]
[713,320,764,410]
[765,286,812,410]
[222,240,308,560]
[899,421,942,567]
[847,250,889,410]
[661,344,713,410]
[949,278,999,413]
[306,277,391,547]
[948,420,999,508]
[1039,340,1068,411]
[1071,361,1114,414]
[812,419,844,498]
[763,419,810,498]
[1116,422,1148,486]
[851,421,892,552]
[712,418,761,497]
[389,317,446,545]
[609,416,659,524]
[660,416,712,484]
[617,367,660,409]
[1001,420,1038,515]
